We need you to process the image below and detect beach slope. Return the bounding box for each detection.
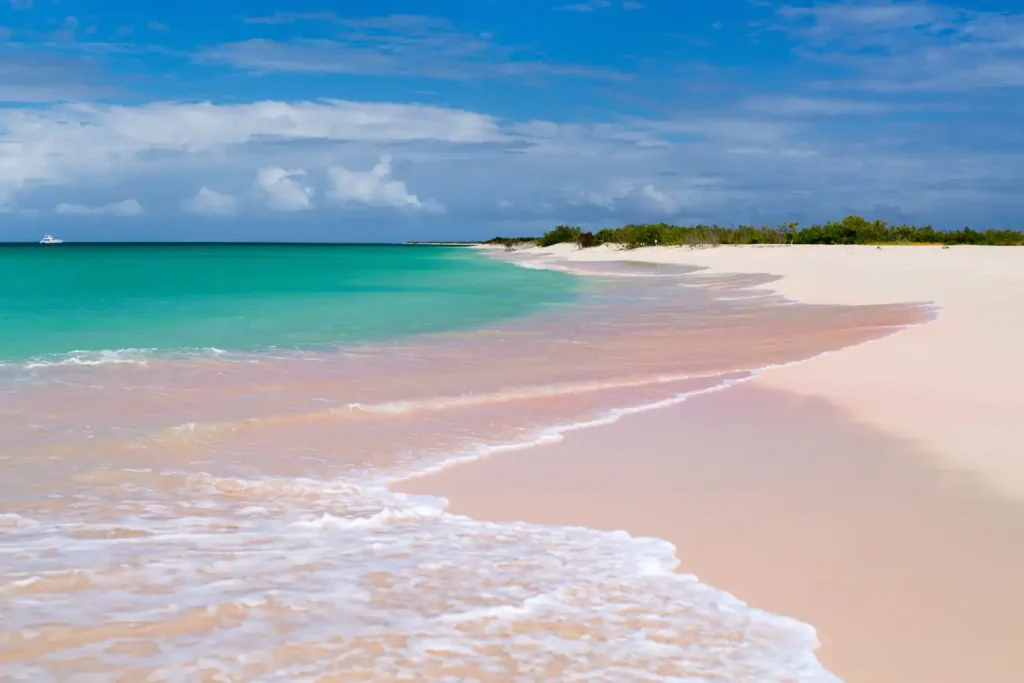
[400,244,1024,682]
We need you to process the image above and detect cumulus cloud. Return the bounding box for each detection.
[326,155,441,211]
[0,95,1019,234]
[183,187,238,216]
[54,199,143,216]
[0,99,501,202]
[256,167,314,211]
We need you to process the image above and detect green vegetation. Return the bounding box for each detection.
[537,225,583,247]
[483,236,542,251]
[490,216,1024,250]
[483,236,539,246]
[403,241,481,245]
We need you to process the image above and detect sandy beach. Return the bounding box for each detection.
[400,244,1024,682]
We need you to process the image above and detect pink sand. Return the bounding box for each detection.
[401,244,1024,683]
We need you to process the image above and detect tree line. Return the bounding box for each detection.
[486,216,1024,249]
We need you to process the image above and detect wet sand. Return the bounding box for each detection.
[532,244,1024,499]
[401,384,1024,682]
[400,244,1024,682]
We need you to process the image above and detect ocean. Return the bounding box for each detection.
[0,244,579,362]
[0,244,926,681]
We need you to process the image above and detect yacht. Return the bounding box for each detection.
[40,235,63,245]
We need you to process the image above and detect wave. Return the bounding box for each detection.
[2,363,834,680]
[0,361,840,680]
[145,369,753,443]
[5,347,231,371]
[503,256,696,278]
[394,370,758,483]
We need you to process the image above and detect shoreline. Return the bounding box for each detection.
[489,242,1024,498]
[400,243,1024,682]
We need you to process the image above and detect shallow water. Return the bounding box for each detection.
[0,247,930,681]
[0,244,578,362]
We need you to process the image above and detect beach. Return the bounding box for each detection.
[3,243,1019,680]
[6,244,921,681]
[9,0,1024,677]
[400,244,1024,682]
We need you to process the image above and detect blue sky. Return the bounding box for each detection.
[1,0,1022,241]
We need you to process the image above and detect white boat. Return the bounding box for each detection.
[40,235,63,244]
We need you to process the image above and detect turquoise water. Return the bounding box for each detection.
[0,245,579,361]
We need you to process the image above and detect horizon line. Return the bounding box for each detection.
[0,241,481,246]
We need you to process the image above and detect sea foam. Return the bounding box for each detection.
[0,375,840,682]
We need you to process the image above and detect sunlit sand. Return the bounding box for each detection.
[403,243,1024,683]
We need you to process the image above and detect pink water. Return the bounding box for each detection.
[0,251,930,681]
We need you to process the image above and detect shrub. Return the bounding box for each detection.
[538,224,583,247]
[495,217,1024,249]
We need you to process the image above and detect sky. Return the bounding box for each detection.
[1,0,1022,241]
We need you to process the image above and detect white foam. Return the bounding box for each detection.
[293,502,445,531]
[0,364,843,682]
[1,294,904,681]
[0,512,40,530]
[396,370,757,485]
[22,348,157,369]
[14,346,242,372]
[507,258,691,279]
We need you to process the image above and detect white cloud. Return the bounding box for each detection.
[0,94,1019,234]
[741,96,889,116]
[773,2,1024,91]
[557,1,642,11]
[624,184,683,213]
[256,167,314,211]
[567,182,685,214]
[558,1,612,12]
[557,174,734,218]
[0,100,502,202]
[0,53,118,104]
[777,2,941,31]
[92,99,500,149]
[54,199,143,216]
[208,38,626,82]
[208,15,627,82]
[326,155,441,211]
[183,187,238,216]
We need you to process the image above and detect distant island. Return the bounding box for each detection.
[486,215,1024,249]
